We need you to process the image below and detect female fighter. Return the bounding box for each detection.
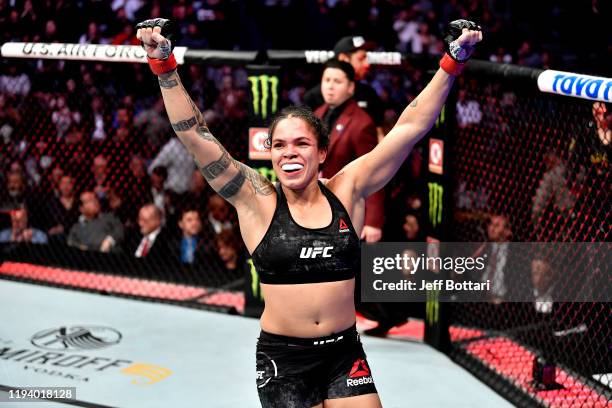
[136,18,482,408]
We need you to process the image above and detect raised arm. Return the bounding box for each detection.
[344,20,482,199]
[136,19,274,209]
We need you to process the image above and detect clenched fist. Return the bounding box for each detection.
[136,18,174,60]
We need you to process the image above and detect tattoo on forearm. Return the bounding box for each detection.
[218,171,246,199]
[158,77,178,88]
[199,150,231,180]
[158,71,176,80]
[172,116,198,132]
[409,99,418,108]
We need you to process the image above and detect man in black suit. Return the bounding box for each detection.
[128,203,172,265]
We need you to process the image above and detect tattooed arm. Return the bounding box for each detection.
[157,70,274,206]
[336,26,482,200]
[137,26,273,209]
[335,69,455,199]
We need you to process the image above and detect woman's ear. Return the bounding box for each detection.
[319,148,327,164]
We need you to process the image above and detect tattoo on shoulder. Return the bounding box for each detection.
[234,161,275,196]
[409,99,418,108]
[172,116,198,132]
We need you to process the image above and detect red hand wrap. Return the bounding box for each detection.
[147,54,177,76]
[439,53,466,76]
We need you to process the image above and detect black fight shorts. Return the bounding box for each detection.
[255,325,377,408]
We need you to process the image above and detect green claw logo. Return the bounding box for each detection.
[435,105,446,128]
[426,289,439,325]
[247,259,264,301]
[248,75,279,120]
[257,167,277,182]
[428,182,444,227]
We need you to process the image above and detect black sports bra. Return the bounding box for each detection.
[251,181,360,284]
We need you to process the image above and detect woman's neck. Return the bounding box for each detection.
[282,179,322,207]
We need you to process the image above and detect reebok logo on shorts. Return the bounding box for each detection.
[346,358,374,387]
[339,218,350,233]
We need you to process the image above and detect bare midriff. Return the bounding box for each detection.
[259,278,356,338]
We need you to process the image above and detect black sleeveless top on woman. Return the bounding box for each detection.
[251,181,360,285]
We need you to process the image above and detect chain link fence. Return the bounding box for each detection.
[0,60,252,311]
[1,50,609,406]
[447,71,611,406]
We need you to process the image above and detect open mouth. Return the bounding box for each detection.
[281,163,304,174]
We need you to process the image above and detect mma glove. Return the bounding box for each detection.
[440,19,481,76]
[136,18,177,76]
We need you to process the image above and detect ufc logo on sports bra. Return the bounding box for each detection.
[299,246,333,258]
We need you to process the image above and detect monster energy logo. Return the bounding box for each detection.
[247,259,263,301]
[428,182,444,227]
[425,289,439,325]
[435,105,446,128]
[248,75,279,120]
[257,167,277,182]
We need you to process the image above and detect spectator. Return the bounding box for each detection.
[304,35,385,142]
[24,139,54,188]
[489,46,513,64]
[149,166,169,212]
[475,214,517,304]
[393,8,421,53]
[87,95,111,142]
[0,171,30,212]
[46,174,79,240]
[456,88,482,128]
[123,155,153,222]
[516,40,542,68]
[181,22,209,49]
[86,155,112,203]
[57,125,92,187]
[127,203,171,262]
[111,23,140,45]
[213,228,248,279]
[78,22,105,45]
[531,151,577,225]
[180,169,211,216]
[592,102,611,147]
[0,207,48,244]
[314,59,385,242]
[133,97,170,150]
[402,212,423,242]
[0,64,31,97]
[531,257,555,314]
[206,193,234,235]
[176,208,211,266]
[111,0,144,21]
[148,134,194,195]
[67,191,124,253]
[51,95,81,139]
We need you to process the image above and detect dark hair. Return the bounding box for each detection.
[266,106,329,150]
[214,228,242,252]
[323,58,355,82]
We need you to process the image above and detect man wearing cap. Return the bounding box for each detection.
[314,59,385,243]
[304,36,385,142]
